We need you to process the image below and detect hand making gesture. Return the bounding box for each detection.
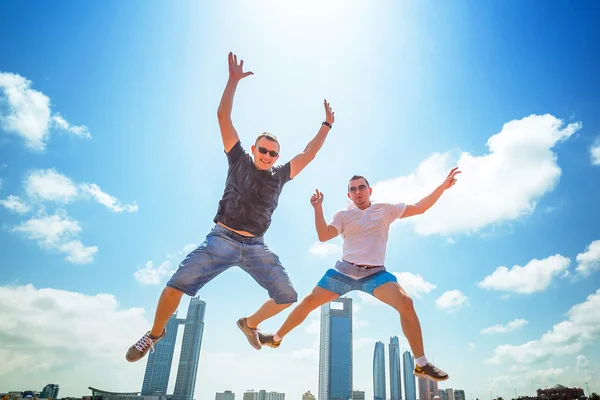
[441,167,462,190]
[324,99,335,125]
[228,52,253,82]
[310,189,325,210]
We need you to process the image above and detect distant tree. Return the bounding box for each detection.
[589,392,599,400]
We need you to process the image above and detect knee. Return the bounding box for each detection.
[164,286,185,299]
[395,293,415,314]
[299,294,321,311]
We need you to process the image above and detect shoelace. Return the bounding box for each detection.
[134,334,156,353]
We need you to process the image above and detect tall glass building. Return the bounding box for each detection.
[141,313,180,395]
[318,297,353,400]
[402,351,416,400]
[373,341,386,400]
[173,297,206,400]
[389,336,402,400]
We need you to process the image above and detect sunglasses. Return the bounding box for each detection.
[257,147,279,157]
[349,184,368,192]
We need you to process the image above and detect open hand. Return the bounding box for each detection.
[324,100,335,125]
[310,189,324,209]
[228,52,253,82]
[441,167,461,190]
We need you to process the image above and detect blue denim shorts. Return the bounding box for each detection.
[316,261,398,296]
[166,224,298,304]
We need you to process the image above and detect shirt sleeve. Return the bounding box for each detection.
[276,161,293,186]
[225,140,247,166]
[330,210,345,234]
[386,203,407,221]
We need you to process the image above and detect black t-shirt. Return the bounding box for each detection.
[213,140,292,236]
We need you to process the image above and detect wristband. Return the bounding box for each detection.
[322,121,332,128]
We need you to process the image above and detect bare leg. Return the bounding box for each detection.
[373,282,424,358]
[277,286,339,338]
[150,286,185,337]
[246,299,293,329]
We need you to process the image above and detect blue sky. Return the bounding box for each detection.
[1,1,600,399]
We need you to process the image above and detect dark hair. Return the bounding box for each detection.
[255,132,280,148]
[349,175,370,188]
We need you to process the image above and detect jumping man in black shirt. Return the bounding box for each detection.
[126,52,335,361]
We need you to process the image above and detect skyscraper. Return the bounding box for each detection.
[402,351,416,400]
[454,390,466,400]
[389,336,402,400]
[216,390,235,400]
[445,388,454,400]
[40,384,59,399]
[418,377,431,400]
[319,297,353,400]
[173,297,207,400]
[242,391,284,400]
[142,313,180,395]
[429,380,438,400]
[351,391,366,400]
[373,341,386,400]
[302,392,316,400]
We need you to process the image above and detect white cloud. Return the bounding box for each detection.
[134,244,200,285]
[11,210,98,264]
[575,239,600,278]
[134,260,174,285]
[0,72,90,151]
[371,114,580,235]
[478,254,570,294]
[80,183,138,213]
[0,195,31,214]
[309,241,341,257]
[468,342,476,352]
[0,284,149,391]
[488,366,566,394]
[591,138,600,166]
[435,289,468,313]
[51,113,91,139]
[26,168,78,203]
[394,272,436,299]
[481,318,528,334]
[487,289,600,365]
[24,168,137,212]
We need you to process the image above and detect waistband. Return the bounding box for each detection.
[341,260,385,269]
[213,224,264,244]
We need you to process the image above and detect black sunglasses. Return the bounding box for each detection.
[258,147,279,157]
[349,184,368,192]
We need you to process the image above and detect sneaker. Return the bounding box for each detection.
[126,329,166,362]
[414,362,449,381]
[258,332,281,348]
[237,317,261,350]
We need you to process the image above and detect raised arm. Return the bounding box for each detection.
[217,52,254,153]
[402,167,461,218]
[289,100,335,179]
[310,189,339,242]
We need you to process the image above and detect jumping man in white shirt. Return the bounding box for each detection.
[259,168,461,381]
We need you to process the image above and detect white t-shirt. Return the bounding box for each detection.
[330,202,407,266]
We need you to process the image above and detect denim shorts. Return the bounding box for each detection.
[316,261,398,296]
[166,224,298,304]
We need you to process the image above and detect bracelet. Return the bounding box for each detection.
[322,121,332,128]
